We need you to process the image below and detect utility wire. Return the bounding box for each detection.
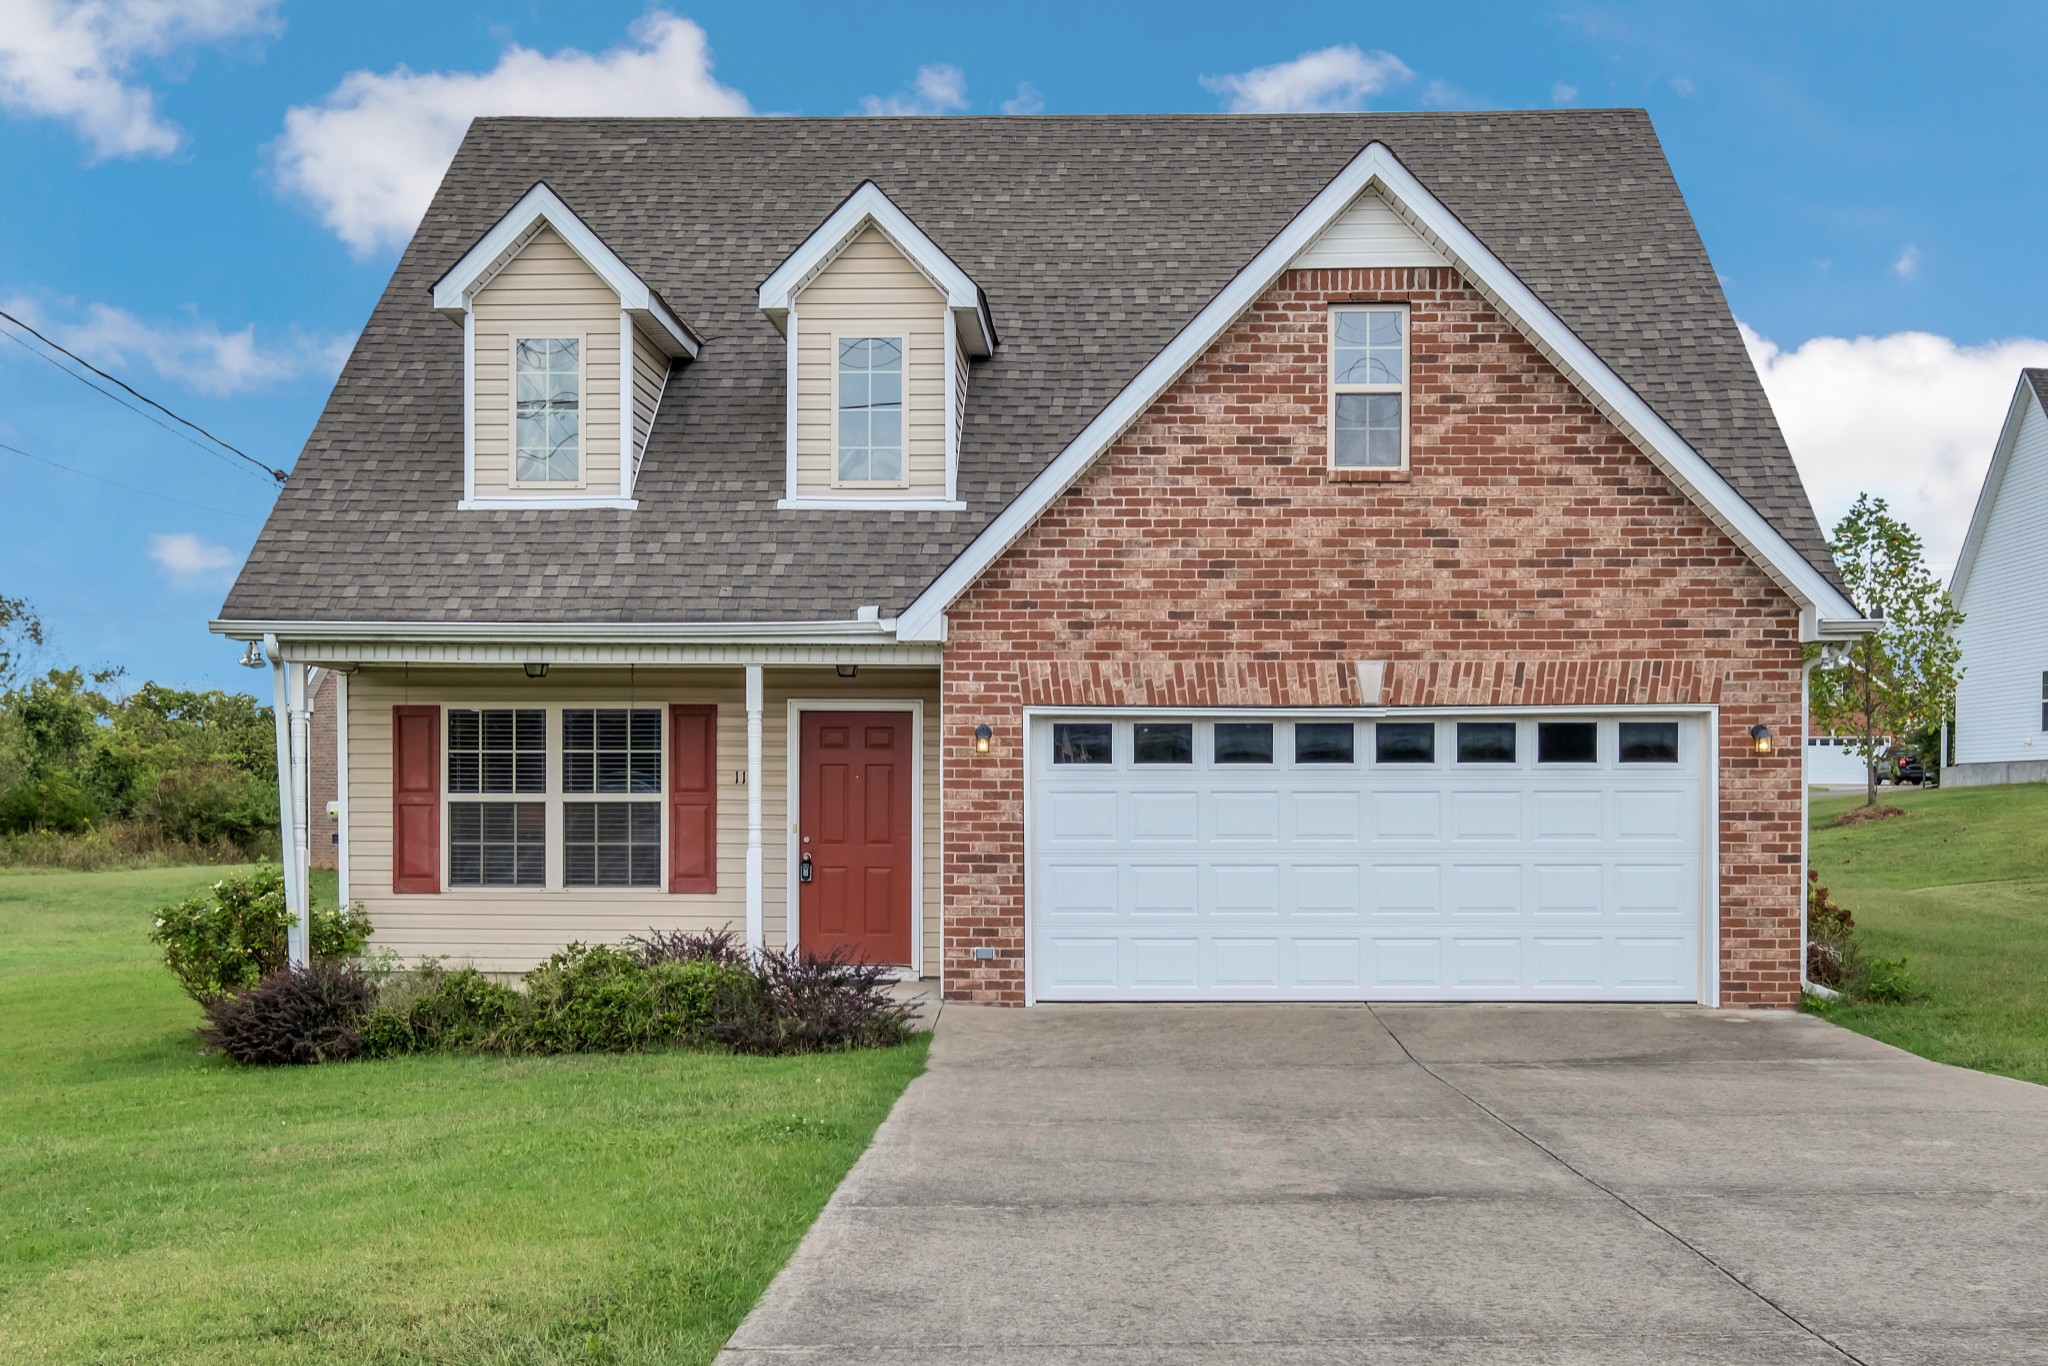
[0,440,262,521]
[0,308,287,484]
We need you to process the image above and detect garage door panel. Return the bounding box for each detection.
[1032,716,1702,1002]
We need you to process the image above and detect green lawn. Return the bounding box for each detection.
[1808,782,2048,1086]
[0,866,927,1364]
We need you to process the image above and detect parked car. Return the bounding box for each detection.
[1889,752,1927,786]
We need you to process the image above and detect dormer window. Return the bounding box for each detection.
[515,338,582,484]
[837,335,905,485]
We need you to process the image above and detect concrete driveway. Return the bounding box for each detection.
[721,1004,2048,1364]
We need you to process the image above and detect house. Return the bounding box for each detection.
[217,112,1869,1008]
[1947,369,2048,787]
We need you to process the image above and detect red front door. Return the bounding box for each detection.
[799,710,914,964]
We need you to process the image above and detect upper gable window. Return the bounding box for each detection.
[1330,306,1407,470]
[836,335,906,485]
[515,337,582,484]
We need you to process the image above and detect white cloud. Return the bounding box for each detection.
[0,0,280,160]
[859,63,970,116]
[149,531,237,586]
[1670,75,1696,95]
[1743,322,2048,574]
[1001,81,1044,116]
[1893,245,1920,280]
[1200,44,1414,113]
[4,295,353,396]
[273,11,750,256]
[1552,81,1579,103]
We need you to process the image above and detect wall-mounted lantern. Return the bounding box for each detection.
[1750,723,1772,756]
[974,723,993,754]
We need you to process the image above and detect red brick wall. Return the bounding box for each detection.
[941,267,1806,1007]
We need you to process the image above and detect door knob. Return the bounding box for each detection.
[799,853,814,884]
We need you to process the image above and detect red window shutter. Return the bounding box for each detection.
[391,705,440,894]
[669,704,717,894]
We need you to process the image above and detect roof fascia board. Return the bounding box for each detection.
[894,141,1862,641]
[209,618,904,646]
[1948,375,2039,599]
[759,181,994,355]
[431,181,699,359]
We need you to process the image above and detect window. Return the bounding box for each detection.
[1619,722,1680,764]
[447,708,548,888]
[1375,722,1435,764]
[514,338,580,483]
[447,709,546,795]
[1133,722,1193,764]
[562,708,663,890]
[449,801,546,888]
[836,336,904,484]
[1214,722,1274,764]
[1330,306,1406,469]
[1457,722,1517,764]
[1295,722,1355,764]
[1537,722,1598,764]
[1052,723,1113,765]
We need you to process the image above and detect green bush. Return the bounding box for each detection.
[1851,954,1923,1005]
[0,772,100,833]
[149,862,373,1003]
[136,764,276,846]
[362,963,526,1056]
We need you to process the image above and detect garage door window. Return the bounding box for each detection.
[1134,722,1194,764]
[1619,721,1680,764]
[1375,721,1435,764]
[1537,721,1598,764]
[1214,722,1274,764]
[1295,722,1355,764]
[1052,722,1113,765]
[1456,721,1517,763]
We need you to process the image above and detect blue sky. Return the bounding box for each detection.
[5,0,2046,693]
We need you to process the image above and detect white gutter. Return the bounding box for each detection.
[209,617,905,645]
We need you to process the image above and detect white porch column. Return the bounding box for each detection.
[266,636,310,968]
[745,664,765,956]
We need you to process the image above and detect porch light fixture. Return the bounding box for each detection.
[238,640,265,670]
[974,724,993,754]
[524,662,549,679]
[836,664,859,679]
[1750,723,1772,755]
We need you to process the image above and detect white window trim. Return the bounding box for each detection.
[784,697,925,976]
[508,333,589,491]
[1328,304,1410,473]
[439,703,672,896]
[829,328,913,491]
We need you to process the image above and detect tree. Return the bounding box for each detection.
[0,593,44,691]
[1810,494,1964,807]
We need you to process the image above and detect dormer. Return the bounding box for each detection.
[433,183,699,510]
[759,183,994,510]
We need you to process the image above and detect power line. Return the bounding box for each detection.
[0,307,287,484]
[0,440,262,521]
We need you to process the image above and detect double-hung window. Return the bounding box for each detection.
[447,709,548,887]
[562,708,663,888]
[1330,306,1407,470]
[514,337,581,483]
[835,335,905,484]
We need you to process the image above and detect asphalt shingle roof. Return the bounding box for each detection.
[219,110,1843,626]
[2026,367,2048,410]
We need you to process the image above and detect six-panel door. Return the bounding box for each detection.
[800,710,915,964]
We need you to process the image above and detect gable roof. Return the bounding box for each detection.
[218,111,1848,633]
[1950,368,2048,599]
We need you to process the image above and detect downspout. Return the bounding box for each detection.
[1802,651,1841,1000]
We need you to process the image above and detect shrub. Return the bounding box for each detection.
[0,772,100,833]
[709,947,917,1055]
[367,963,526,1055]
[1805,871,1853,990]
[1849,954,1923,1005]
[632,923,747,968]
[150,862,373,1002]
[136,764,276,846]
[200,960,375,1065]
[520,942,675,1054]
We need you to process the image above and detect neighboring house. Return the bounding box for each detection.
[214,112,1868,1009]
[1948,369,2048,787]
[1805,731,1886,786]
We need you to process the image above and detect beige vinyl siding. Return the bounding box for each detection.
[794,227,948,498]
[472,226,622,496]
[345,665,942,975]
[1292,188,1450,269]
[951,325,969,476]
[630,323,669,471]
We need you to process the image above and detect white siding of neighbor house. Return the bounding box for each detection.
[344,666,941,975]
[471,226,623,497]
[1292,188,1450,270]
[793,227,949,498]
[1956,393,2048,764]
[630,323,669,474]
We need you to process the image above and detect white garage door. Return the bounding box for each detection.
[1029,714,1706,1002]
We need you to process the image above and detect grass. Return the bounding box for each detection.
[1808,782,2048,1087]
[0,865,928,1364]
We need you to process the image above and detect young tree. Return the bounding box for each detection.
[0,593,44,690]
[1810,494,1964,806]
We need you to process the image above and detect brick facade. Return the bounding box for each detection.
[940,267,1806,1008]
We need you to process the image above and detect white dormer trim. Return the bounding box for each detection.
[758,181,995,356]
[1950,374,2044,600]
[433,182,700,360]
[893,141,1869,643]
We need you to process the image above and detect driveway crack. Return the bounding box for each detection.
[1365,1004,1873,1366]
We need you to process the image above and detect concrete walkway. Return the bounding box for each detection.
[720,1004,2048,1364]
